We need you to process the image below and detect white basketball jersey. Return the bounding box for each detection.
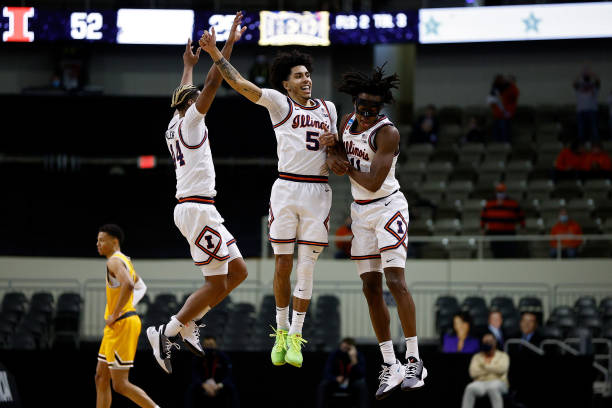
[341,113,400,201]
[165,105,216,199]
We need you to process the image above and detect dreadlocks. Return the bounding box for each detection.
[269,49,313,93]
[338,64,400,104]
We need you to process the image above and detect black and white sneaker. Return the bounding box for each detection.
[179,320,205,357]
[146,324,179,374]
[401,356,427,391]
[375,359,404,400]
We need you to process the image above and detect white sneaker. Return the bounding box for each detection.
[375,359,404,400]
[179,320,205,357]
[401,356,427,391]
[146,324,179,374]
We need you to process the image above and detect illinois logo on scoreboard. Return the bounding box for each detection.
[259,11,330,46]
[2,6,35,42]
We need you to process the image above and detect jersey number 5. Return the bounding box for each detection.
[305,131,320,151]
[170,140,185,168]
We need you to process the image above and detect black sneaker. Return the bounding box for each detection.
[375,359,404,400]
[401,356,427,391]
[146,324,179,374]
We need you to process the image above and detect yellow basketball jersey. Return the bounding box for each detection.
[104,251,137,320]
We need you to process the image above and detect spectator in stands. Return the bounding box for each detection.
[480,183,525,258]
[582,142,612,179]
[462,116,486,144]
[549,209,583,258]
[461,333,510,408]
[334,216,353,259]
[487,310,505,348]
[573,65,600,143]
[185,335,239,408]
[442,312,480,353]
[316,337,368,408]
[411,104,439,145]
[487,74,519,142]
[554,140,582,181]
[517,312,542,347]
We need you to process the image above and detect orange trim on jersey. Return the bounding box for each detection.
[227,239,236,246]
[368,123,395,153]
[348,115,388,135]
[351,254,381,260]
[269,237,296,243]
[320,99,332,120]
[278,172,328,183]
[273,97,294,128]
[290,97,321,110]
[354,190,398,205]
[297,240,329,247]
[178,196,215,205]
[178,121,207,149]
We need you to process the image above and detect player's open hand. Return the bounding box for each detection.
[228,11,247,44]
[319,132,337,147]
[199,27,217,53]
[183,38,201,67]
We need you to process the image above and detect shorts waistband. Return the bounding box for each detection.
[115,311,138,323]
[178,196,215,205]
[354,189,399,205]
[278,172,329,183]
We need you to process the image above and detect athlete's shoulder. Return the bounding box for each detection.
[168,113,180,129]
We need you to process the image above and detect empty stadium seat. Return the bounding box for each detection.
[491,296,515,311]
[574,296,597,309]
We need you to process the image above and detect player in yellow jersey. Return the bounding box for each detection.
[94,224,160,408]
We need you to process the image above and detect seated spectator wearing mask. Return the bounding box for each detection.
[549,209,583,258]
[461,333,510,408]
[442,312,480,353]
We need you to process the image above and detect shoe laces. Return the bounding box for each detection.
[378,364,394,384]
[287,334,307,352]
[189,321,206,342]
[163,337,180,359]
[405,361,418,378]
[269,326,288,350]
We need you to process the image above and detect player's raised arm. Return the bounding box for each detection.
[199,26,263,103]
[348,125,399,192]
[179,38,201,87]
[195,11,247,115]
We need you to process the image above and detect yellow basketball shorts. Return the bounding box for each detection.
[97,314,141,370]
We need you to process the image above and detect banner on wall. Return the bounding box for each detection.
[258,11,330,46]
[419,2,612,43]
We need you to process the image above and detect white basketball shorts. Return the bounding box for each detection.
[268,175,332,254]
[174,197,242,276]
[350,190,409,274]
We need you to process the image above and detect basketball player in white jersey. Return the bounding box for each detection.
[146,12,248,375]
[199,28,337,368]
[321,67,427,399]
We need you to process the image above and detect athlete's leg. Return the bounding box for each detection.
[383,267,416,339]
[210,257,248,307]
[290,244,322,333]
[110,368,158,408]
[274,254,294,311]
[95,361,112,408]
[176,274,228,324]
[360,271,391,342]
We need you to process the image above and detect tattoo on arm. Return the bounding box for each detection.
[214,57,239,83]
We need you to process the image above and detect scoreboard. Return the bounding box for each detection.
[0,6,418,45]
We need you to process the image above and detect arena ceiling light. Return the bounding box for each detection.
[419,2,612,44]
[116,9,194,45]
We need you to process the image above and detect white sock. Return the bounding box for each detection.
[163,315,184,337]
[379,340,396,365]
[276,306,290,330]
[288,310,306,336]
[405,336,420,361]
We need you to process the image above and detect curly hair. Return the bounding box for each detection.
[338,64,400,104]
[269,49,313,93]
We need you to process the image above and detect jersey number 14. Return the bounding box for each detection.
[170,140,185,168]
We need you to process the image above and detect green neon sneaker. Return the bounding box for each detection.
[285,333,308,368]
[269,327,288,366]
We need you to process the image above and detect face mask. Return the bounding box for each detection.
[481,343,494,352]
[354,98,382,118]
[559,215,568,223]
[496,193,506,200]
